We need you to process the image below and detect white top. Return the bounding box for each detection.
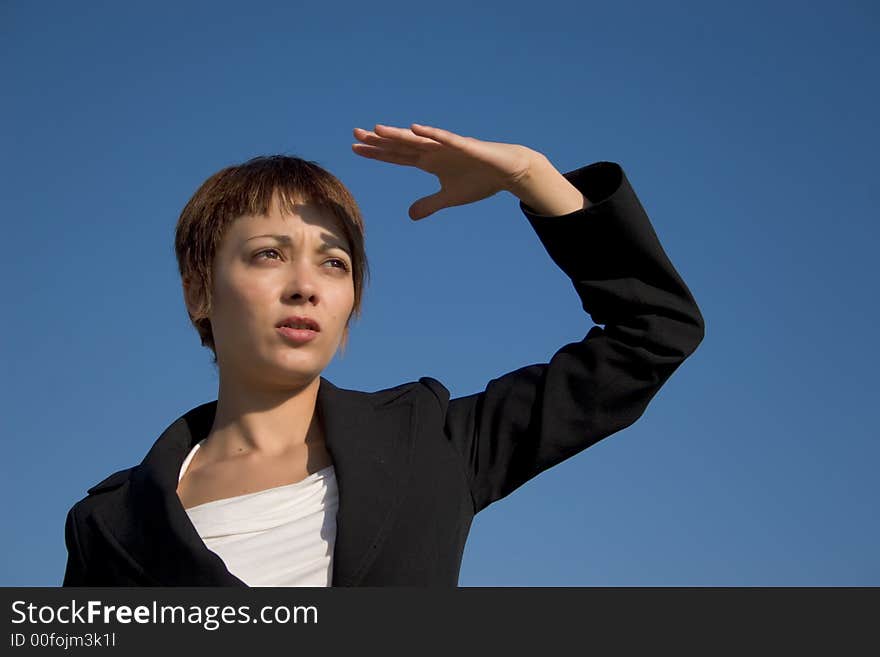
[177,438,338,587]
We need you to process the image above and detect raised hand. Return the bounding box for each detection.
[351,123,539,221]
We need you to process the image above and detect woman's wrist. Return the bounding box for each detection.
[506,151,592,216]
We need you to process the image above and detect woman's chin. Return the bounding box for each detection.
[273,354,325,380]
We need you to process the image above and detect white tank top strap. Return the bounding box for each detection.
[178,438,207,483]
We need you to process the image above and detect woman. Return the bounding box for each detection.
[62,123,705,586]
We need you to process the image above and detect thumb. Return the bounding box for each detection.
[408,190,448,221]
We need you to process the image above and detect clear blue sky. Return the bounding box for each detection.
[2,1,877,586]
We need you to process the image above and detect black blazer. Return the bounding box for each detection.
[62,161,704,587]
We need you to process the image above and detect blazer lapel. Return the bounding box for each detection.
[91,376,416,587]
[316,377,417,586]
[93,400,248,586]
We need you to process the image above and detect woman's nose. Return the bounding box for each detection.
[285,261,319,302]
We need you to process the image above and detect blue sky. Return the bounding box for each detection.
[2,0,877,586]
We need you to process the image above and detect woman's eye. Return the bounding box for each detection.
[326,258,350,272]
[254,250,349,272]
[255,249,281,260]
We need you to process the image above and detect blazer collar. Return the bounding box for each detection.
[93,376,417,587]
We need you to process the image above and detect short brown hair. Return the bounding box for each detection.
[174,155,369,365]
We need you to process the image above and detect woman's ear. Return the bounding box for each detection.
[182,277,205,318]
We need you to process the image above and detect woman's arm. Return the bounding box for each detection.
[427,158,704,511]
[353,124,705,512]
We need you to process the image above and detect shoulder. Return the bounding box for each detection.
[363,376,450,407]
[86,467,133,495]
[67,466,134,520]
[334,376,450,406]
[417,376,450,405]
[337,377,453,424]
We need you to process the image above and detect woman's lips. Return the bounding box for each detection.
[277,326,318,344]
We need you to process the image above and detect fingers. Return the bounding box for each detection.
[366,124,440,149]
[353,127,420,153]
[410,123,469,149]
[409,191,447,221]
[352,126,424,166]
[351,143,419,167]
[353,124,467,152]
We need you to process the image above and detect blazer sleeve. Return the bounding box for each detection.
[62,505,88,586]
[421,160,705,514]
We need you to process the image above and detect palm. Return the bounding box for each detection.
[352,123,535,221]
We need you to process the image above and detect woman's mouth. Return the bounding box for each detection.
[277,326,318,344]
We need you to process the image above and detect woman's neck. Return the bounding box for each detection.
[205,373,323,458]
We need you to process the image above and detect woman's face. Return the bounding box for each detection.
[190,192,355,389]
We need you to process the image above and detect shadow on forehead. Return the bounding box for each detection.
[249,189,352,254]
[268,188,347,229]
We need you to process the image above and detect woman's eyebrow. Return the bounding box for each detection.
[246,233,292,245]
[245,233,351,256]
